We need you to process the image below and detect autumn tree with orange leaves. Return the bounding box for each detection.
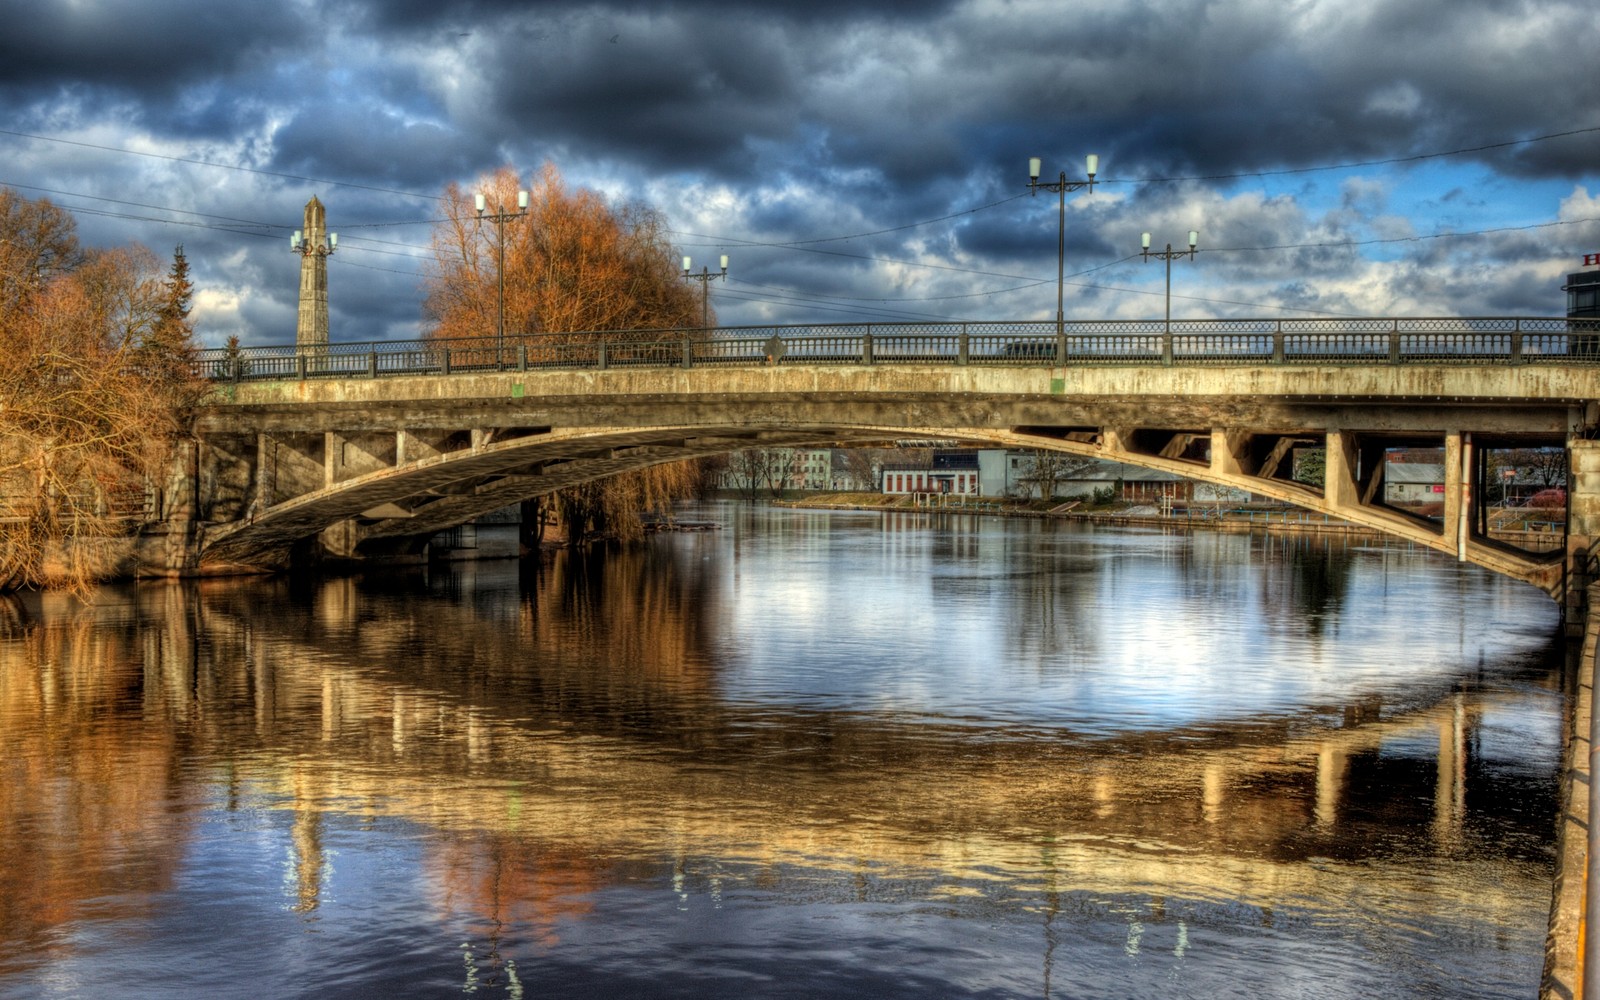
[425,163,706,341]
[0,189,205,591]
[423,164,709,543]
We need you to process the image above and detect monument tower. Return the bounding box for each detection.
[291,196,335,351]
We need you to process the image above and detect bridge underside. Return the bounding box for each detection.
[173,364,1592,610]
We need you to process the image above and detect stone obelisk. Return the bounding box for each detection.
[294,196,333,352]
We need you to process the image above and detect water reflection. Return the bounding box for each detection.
[0,508,1567,998]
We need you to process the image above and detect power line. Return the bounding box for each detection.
[8,122,1589,254]
[0,179,281,231]
[0,128,439,201]
[7,129,1594,324]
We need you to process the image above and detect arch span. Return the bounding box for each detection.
[195,416,1564,599]
[181,362,1591,599]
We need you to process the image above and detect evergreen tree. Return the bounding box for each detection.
[142,245,197,381]
[124,244,207,415]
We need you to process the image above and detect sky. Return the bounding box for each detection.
[1,0,1597,347]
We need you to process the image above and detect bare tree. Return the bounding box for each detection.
[726,450,771,502]
[1,201,203,592]
[1511,447,1566,489]
[838,449,878,491]
[1014,450,1095,501]
[764,449,803,497]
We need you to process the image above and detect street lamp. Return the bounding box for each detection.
[1027,154,1099,340]
[1140,230,1199,332]
[476,188,529,361]
[290,231,336,251]
[682,255,728,331]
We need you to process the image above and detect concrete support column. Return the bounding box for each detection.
[1101,427,1135,459]
[1442,431,1464,549]
[1323,429,1361,510]
[253,433,273,513]
[398,429,445,466]
[160,437,201,522]
[1209,428,1250,478]
[1566,439,1600,628]
[324,431,342,490]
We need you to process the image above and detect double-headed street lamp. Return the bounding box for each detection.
[476,189,529,360]
[1140,230,1199,332]
[1027,154,1099,339]
[682,255,728,331]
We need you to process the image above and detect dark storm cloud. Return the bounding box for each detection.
[0,0,307,97]
[486,14,804,175]
[341,0,960,33]
[1,0,1593,337]
[414,0,1598,202]
[272,107,484,190]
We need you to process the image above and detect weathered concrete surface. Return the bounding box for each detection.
[1544,581,1599,1000]
[154,361,1597,583]
[202,362,1590,436]
[205,361,1600,414]
[1568,442,1600,628]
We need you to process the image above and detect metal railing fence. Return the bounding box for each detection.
[195,317,1600,382]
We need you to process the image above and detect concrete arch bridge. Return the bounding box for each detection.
[166,320,1600,617]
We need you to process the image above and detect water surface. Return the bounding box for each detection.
[0,506,1567,998]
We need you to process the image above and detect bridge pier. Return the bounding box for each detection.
[1565,440,1600,632]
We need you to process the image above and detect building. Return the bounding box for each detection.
[880,450,980,495]
[976,450,1188,501]
[1383,463,1445,504]
[1567,255,1600,320]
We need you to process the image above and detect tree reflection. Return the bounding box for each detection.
[0,529,1564,989]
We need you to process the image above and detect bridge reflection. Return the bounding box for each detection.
[0,567,1561,971]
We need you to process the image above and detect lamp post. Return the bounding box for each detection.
[682,255,728,331]
[1027,154,1098,341]
[1140,230,1199,332]
[1141,230,1198,367]
[475,189,529,363]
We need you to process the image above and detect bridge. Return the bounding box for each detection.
[147,316,1600,617]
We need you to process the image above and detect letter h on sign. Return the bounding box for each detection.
[1585,253,1600,266]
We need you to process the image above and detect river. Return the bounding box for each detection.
[0,504,1568,999]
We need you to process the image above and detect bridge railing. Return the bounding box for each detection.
[195,317,1600,381]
